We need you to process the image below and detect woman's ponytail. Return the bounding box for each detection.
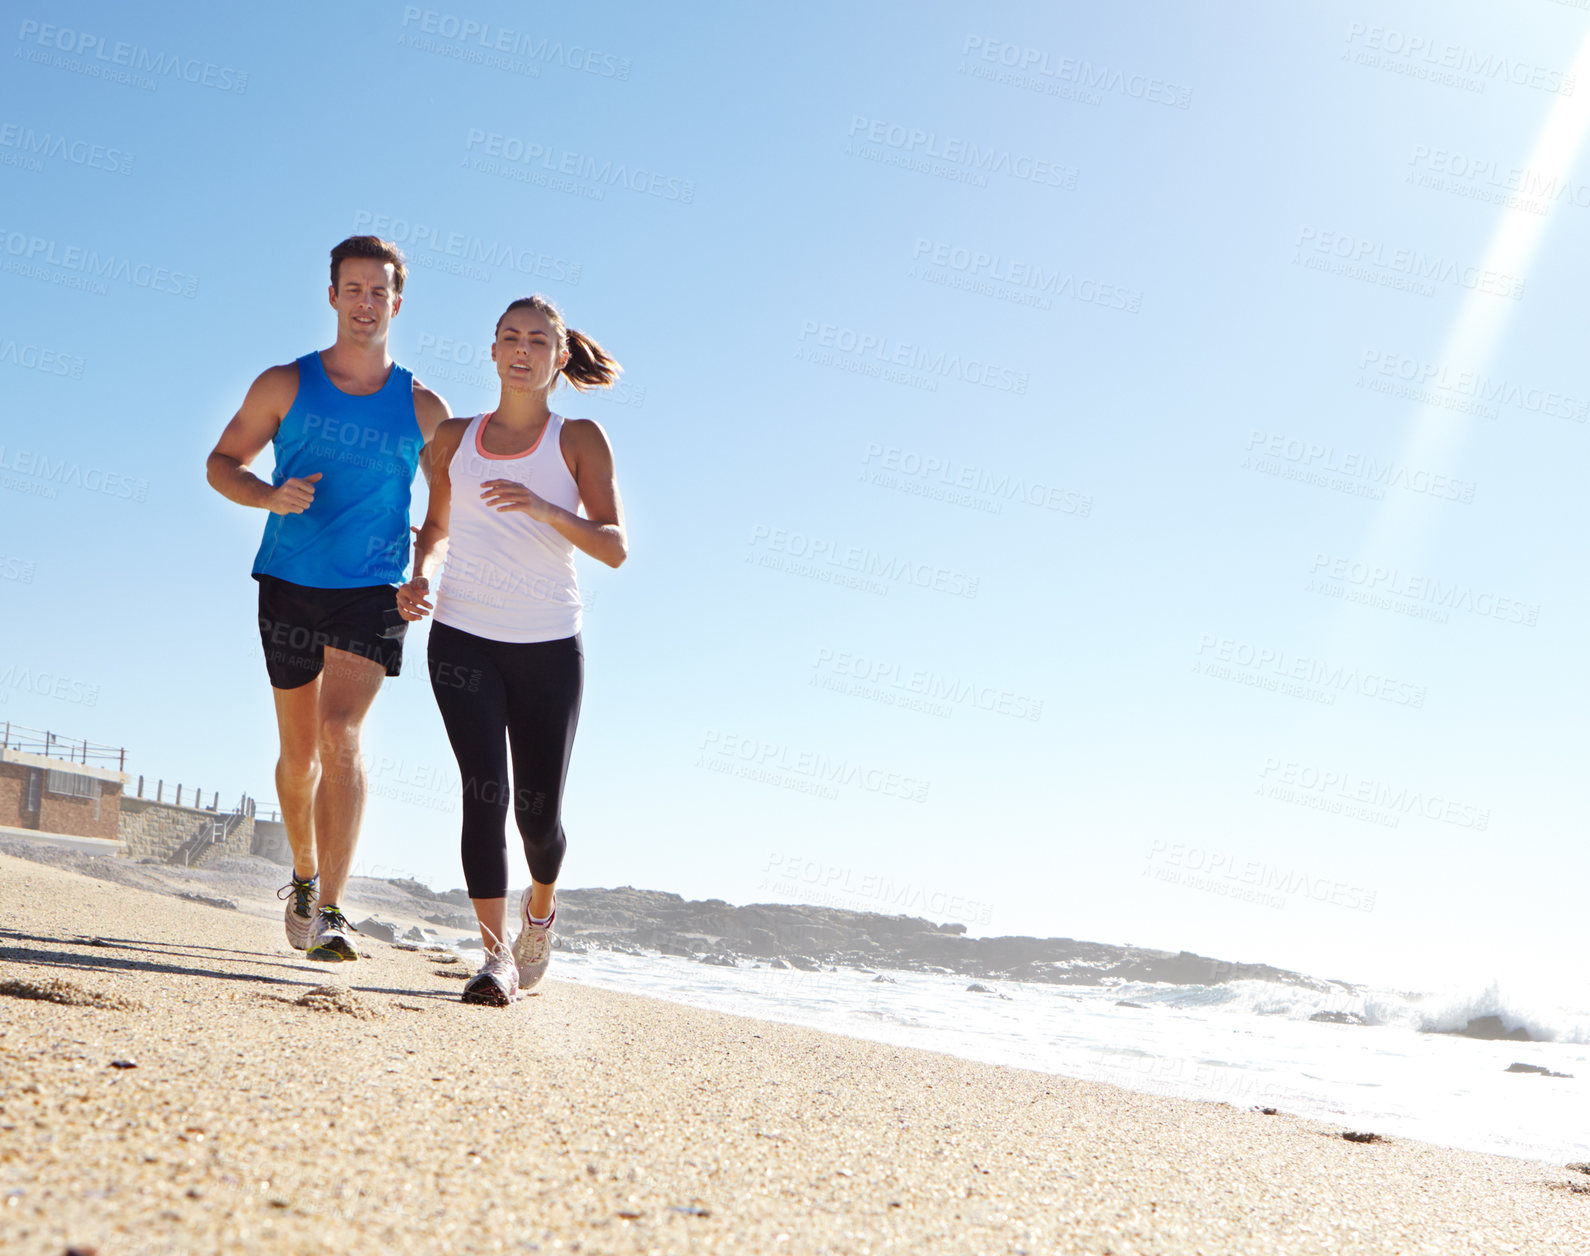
[561,327,621,391]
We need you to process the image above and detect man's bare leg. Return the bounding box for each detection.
[272,677,323,881]
[312,647,388,909]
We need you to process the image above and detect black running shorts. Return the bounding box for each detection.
[255,574,406,690]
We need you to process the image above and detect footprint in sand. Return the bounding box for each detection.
[0,976,143,1011]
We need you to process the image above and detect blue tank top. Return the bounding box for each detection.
[251,352,422,588]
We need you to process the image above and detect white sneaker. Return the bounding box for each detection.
[278,875,319,951]
[512,890,556,991]
[306,906,360,962]
[462,942,519,1006]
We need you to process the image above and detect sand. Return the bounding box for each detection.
[1,853,1587,1255]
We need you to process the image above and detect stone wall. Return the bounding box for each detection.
[118,796,255,862]
[251,819,292,866]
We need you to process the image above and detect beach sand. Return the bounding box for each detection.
[1,852,1586,1255]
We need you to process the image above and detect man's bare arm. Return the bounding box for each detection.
[205,363,319,513]
[412,378,454,487]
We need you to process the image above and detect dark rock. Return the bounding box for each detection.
[109,1059,137,1069]
[1115,1000,1148,1009]
[1255,1106,1279,1115]
[872,974,897,983]
[401,926,428,942]
[1434,1015,1534,1042]
[787,955,821,972]
[355,918,400,943]
[967,983,996,994]
[1309,1011,1367,1025]
[1567,1163,1590,1175]
[770,958,790,970]
[179,891,237,911]
[1506,1062,1573,1078]
[1342,1131,1383,1143]
[699,954,738,967]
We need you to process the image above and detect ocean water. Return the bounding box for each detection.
[531,947,1590,1166]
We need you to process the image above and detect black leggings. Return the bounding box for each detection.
[427,621,583,899]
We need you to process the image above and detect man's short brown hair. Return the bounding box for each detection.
[329,236,407,295]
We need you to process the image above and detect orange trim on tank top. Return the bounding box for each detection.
[475,410,552,460]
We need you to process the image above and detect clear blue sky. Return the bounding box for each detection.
[3,0,1586,994]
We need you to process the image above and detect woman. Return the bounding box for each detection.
[397,294,627,1005]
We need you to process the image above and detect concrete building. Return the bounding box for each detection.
[0,722,255,864]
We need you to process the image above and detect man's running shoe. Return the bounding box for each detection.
[462,942,520,1006]
[278,874,319,951]
[306,906,360,962]
[512,889,556,992]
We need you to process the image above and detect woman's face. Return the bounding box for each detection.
[492,309,568,396]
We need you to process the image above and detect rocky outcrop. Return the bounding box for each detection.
[528,886,1341,991]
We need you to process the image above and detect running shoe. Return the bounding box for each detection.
[278,874,319,951]
[306,906,360,962]
[512,890,556,991]
[462,942,520,1006]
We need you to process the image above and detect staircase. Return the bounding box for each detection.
[168,796,253,867]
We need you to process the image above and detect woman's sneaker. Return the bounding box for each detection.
[306,906,360,962]
[512,890,556,991]
[462,943,519,1006]
[278,874,319,951]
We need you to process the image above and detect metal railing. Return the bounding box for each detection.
[0,721,127,771]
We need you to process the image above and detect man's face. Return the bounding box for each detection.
[329,257,401,344]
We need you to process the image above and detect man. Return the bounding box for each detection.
[206,236,450,960]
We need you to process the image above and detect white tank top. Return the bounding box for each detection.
[433,412,582,643]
